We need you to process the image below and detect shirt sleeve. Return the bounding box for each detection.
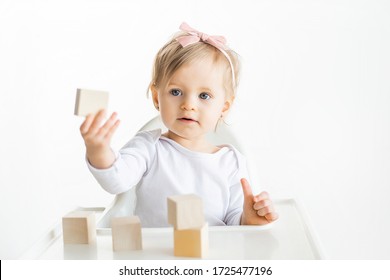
[224,148,250,225]
[87,129,160,194]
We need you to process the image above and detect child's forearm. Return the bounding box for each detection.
[87,146,148,195]
[86,147,116,169]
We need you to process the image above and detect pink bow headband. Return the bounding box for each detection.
[176,22,236,88]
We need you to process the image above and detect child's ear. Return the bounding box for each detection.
[151,84,159,110]
[222,96,234,115]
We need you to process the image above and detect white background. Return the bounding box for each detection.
[0,0,389,259]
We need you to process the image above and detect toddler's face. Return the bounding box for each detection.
[153,56,232,142]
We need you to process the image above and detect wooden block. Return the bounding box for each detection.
[111,216,142,251]
[174,223,208,258]
[167,194,204,230]
[74,88,109,116]
[62,211,96,244]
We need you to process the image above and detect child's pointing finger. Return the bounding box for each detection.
[240,178,252,193]
[240,178,254,203]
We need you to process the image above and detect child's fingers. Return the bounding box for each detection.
[97,112,118,138]
[256,204,275,217]
[253,191,269,203]
[104,119,120,140]
[240,178,253,198]
[265,212,279,222]
[253,199,272,210]
[241,178,258,214]
[80,113,95,135]
[240,178,254,204]
[88,109,107,135]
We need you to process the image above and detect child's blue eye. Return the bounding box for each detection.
[170,89,182,96]
[199,92,211,100]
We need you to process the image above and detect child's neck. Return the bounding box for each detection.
[162,131,220,154]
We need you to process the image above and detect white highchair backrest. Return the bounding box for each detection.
[97,116,245,228]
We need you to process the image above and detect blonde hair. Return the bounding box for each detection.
[149,32,240,99]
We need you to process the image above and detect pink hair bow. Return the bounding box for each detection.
[176,22,236,88]
[177,22,228,50]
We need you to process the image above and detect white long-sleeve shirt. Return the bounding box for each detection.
[87,129,249,227]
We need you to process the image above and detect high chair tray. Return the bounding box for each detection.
[20,199,324,259]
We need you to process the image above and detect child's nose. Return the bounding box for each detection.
[180,95,197,111]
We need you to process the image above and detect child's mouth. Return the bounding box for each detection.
[178,118,197,123]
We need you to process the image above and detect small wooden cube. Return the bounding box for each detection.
[174,223,208,258]
[74,88,109,116]
[111,216,142,251]
[62,211,96,244]
[167,194,204,230]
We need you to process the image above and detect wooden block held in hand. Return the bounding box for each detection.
[167,194,204,230]
[174,223,208,258]
[74,88,109,116]
[62,211,96,244]
[111,216,142,251]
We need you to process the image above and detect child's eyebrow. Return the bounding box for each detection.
[167,82,181,87]
[198,87,213,93]
[167,79,184,86]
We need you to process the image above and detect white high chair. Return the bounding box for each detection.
[22,116,325,259]
[96,115,246,228]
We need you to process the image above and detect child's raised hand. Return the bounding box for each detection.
[79,109,120,169]
[240,178,279,225]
